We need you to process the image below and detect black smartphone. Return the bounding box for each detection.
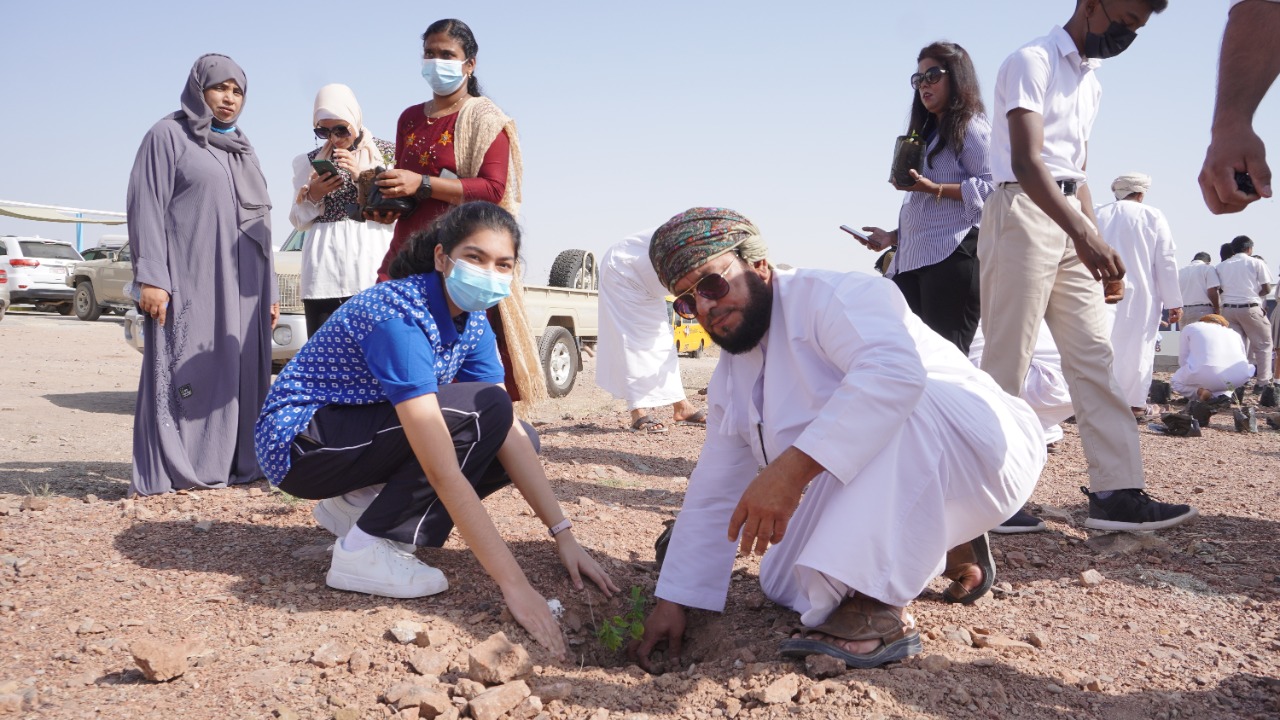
[839,225,872,244]
[311,158,340,177]
[1236,171,1257,196]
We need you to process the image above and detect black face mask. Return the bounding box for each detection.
[1083,3,1138,59]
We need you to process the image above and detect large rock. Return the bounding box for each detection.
[468,680,531,720]
[310,642,352,668]
[415,688,453,719]
[384,682,440,711]
[467,632,532,685]
[804,653,846,679]
[391,620,425,645]
[131,639,189,682]
[749,673,801,704]
[409,649,450,677]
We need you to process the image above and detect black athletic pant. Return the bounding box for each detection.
[891,228,981,354]
[277,383,539,547]
[303,297,351,337]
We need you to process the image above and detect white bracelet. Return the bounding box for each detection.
[548,518,573,537]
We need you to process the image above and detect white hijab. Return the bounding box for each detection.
[313,83,383,173]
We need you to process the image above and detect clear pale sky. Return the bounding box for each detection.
[2,1,1276,282]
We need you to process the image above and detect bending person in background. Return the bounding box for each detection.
[1199,0,1280,214]
[597,228,706,433]
[1171,315,1255,401]
[1095,173,1182,417]
[373,17,543,405]
[256,202,617,657]
[127,54,277,496]
[861,41,992,353]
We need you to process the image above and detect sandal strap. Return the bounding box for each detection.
[802,596,908,644]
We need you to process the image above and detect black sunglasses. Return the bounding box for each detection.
[672,269,734,319]
[910,66,948,90]
[313,125,353,140]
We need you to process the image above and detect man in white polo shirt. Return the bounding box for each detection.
[1213,235,1274,389]
[1179,252,1219,327]
[1200,0,1280,214]
[981,0,1196,533]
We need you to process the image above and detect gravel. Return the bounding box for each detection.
[0,312,1277,718]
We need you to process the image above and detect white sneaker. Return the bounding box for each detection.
[326,538,448,599]
[314,496,415,553]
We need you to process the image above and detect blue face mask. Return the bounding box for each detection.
[445,257,512,312]
[421,59,468,95]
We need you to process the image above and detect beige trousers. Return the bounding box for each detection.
[1180,304,1216,328]
[1221,304,1274,383]
[978,184,1143,492]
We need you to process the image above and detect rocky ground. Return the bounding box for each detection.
[0,310,1277,720]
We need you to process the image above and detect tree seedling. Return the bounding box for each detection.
[596,586,646,652]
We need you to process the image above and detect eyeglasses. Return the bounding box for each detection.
[671,262,739,319]
[313,125,353,140]
[910,67,948,90]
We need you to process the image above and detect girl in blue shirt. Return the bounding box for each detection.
[256,201,617,658]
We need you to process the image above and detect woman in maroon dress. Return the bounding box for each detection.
[375,18,542,403]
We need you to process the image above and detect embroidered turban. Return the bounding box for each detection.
[649,207,769,291]
[1111,173,1152,200]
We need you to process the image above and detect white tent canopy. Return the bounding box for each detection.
[0,200,125,225]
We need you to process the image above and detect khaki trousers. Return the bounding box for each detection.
[1180,304,1215,328]
[978,184,1143,492]
[1221,304,1274,383]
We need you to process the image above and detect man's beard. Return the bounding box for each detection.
[706,270,773,355]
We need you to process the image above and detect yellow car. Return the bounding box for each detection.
[667,300,712,359]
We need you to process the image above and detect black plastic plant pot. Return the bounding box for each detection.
[890,135,924,187]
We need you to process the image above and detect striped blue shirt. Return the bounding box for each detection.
[888,114,994,277]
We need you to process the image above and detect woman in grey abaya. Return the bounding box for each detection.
[127,54,278,496]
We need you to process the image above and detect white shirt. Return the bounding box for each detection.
[991,26,1102,185]
[1178,260,1218,306]
[1215,253,1274,305]
[1095,200,1182,309]
[654,269,1022,612]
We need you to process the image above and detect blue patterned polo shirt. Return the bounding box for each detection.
[254,272,505,484]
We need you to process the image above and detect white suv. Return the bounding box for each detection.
[0,236,82,315]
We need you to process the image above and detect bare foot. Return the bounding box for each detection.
[944,562,984,595]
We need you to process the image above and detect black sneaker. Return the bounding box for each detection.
[1080,487,1198,532]
[990,508,1047,534]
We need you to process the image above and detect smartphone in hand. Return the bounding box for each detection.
[840,225,873,245]
[311,158,340,177]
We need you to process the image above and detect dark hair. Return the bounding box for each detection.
[423,19,483,97]
[910,42,985,164]
[1231,235,1254,253]
[1220,242,1236,262]
[1079,0,1168,13]
[388,201,520,280]
[1193,251,1212,263]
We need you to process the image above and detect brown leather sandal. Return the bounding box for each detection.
[942,533,995,604]
[779,595,921,669]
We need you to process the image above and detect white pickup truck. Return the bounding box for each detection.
[520,249,601,398]
[120,238,603,398]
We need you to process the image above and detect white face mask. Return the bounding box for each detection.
[421,59,467,95]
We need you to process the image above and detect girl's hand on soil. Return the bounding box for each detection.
[555,533,620,597]
[503,582,567,660]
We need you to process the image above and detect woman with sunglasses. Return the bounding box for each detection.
[369,18,544,406]
[290,84,397,334]
[861,42,993,354]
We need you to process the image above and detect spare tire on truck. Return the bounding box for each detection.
[538,325,578,398]
[548,249,598,290]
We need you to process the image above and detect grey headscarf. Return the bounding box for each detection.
[177,54,271,248]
